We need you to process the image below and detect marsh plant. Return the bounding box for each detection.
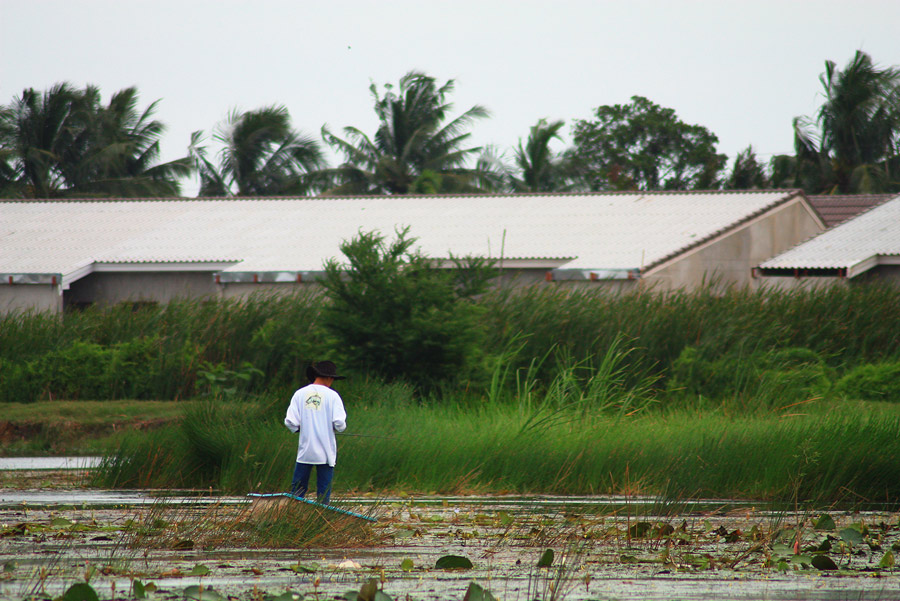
[4,276,900,402]
[125,497,376,550]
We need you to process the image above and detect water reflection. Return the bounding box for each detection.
[0,456,102,470]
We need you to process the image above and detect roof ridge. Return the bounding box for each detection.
[1,188,803,203]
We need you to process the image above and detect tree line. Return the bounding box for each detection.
[1,50,898,199]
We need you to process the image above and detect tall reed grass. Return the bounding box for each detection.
[0,291,325,401]
[5,281,900,410]
[478,281,900,386]
[94,385,900,505]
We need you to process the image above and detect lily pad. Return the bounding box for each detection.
[189,564,210,576]
[183,584,225,600]
[435,555,473,570]
[358,579,379,601]
[839,527,864,546]
[537,548,554,567]
[400,558,414,572]
[268,593,303,601]
[463,582,498,601]
[628,521,653,538]
[814,514,836,531]
[811,555,838,571]
[358,578,392,601]
[63,583,99,601]
[880,550,895,569]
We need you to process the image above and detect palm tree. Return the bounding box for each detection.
[509,119,568,192]
[322,71,494,195]
[70,86,191,197]
[0,83,80,197]
[0,83,190,198]
[190,105,326,197]
[793,51,900,193]
[723,145,768,189]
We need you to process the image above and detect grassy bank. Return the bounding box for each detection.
[93,396,900,505]
[0,400,185,456]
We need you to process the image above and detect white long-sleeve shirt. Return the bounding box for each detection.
[284,383,347,466]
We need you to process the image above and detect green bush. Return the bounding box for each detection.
[667,345,833,405]
[0,358,40,403]
[21,337,167,401]
[835,362,900,402]
[319,228,494,392]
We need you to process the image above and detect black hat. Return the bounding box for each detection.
[306,361,346,383]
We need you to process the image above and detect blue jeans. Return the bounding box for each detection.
[291,462,334,504]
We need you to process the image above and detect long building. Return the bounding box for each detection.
[1,190,824,314]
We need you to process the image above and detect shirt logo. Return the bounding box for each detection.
[305,393,322,410]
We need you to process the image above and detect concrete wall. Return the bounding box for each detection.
[64,272,218,308]
[643,199,823,292]
[555,279,639,294]
[0,285,62,314]
[754,275,847,292]
[857,265,900,284]
[219,281,324,300]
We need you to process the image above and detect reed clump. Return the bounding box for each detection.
[4,281,900,402]
[125,497,374,549]
[95,384,900,505]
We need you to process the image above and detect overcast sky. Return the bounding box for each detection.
[3,1,899,195]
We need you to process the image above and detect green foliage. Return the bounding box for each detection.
[197,361,264,399]
[1,338,160,402]
[793,50,900,194]
[0,292,326,402]
[5,279,900,406]
[322,71,495,195]
[567,95,727,191]
[509,119,570,192]
[189,105,326,196]
[0,83,190,198]
[63,582,99,601]
[98,391,900,503]
[723,145,769,189]
[834,361,900,401]
[666,346,833,406]
[319,228,493,392]
[435,555,474,569]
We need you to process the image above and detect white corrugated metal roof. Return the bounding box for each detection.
[759,193,900,276]
[1,191,800,284]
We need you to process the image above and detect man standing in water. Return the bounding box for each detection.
[284,361,347,504]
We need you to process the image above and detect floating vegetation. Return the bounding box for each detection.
[3,496,900,600]
[123,496,378,550]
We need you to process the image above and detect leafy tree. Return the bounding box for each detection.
[723,145,769,189]
[793,51,900,193]
[509,118,570,192]
[566,95,727,191]
[319,228,494,391]
[190,105,326,197]
[322,71,497,195]
[0,83,190,198]
[767,154,798,189]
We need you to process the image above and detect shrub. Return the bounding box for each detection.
[834,362,900,402]
[0,358,40,403]
[667,345,833,405]
[319,227,494,392]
